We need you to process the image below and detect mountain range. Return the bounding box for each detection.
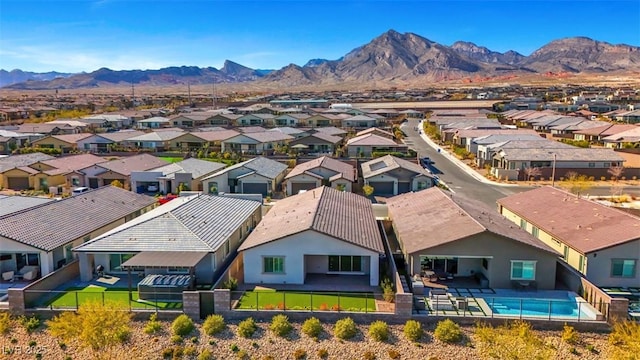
[2,30,639,89]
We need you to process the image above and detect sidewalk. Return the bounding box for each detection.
[415,121,519,187]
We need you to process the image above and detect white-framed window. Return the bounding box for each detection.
[224,241,230,258]
[263,256,284,274]
[510,260,536,280]
[532,226,539,237]
[588,162,595,168]
[611,259,637,278]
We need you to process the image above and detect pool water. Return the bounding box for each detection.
[485,297,593,319]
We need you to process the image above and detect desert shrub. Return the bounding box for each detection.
[203,314,226,336]
[317,348,329,359]
[183,345,197,356]
[198,348,214,360]
[380,277,395,303]
[368,320,389,342]
[334,317,357,340]
[293,348,307,359]
[230,343,239,352]
[262,356,275,360]
[270,314,292,337]
[403,319,423,342]
[237,317,257,338]
[561,324,580,345]
[586,344,598,354]
[434,319,462,344]
[387,349,400,359]
[474,320,556,359]
[171,314,195,336]
[47,301,132,351]
[223,277,238,290]
[19,315,41,334]
[170,335,183,344]
[237,349,249,360]
[161,347,174,359]
[28,340,37,347]
[0,312,11,335]
[609,320,640,360]
[144,313,163,335]
[190,336,198,343]
[363,350,376,360]
[301,317,323,338]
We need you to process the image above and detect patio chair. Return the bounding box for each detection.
[2,271,14,282]
[22,269,38,281]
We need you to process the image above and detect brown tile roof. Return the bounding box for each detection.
[0,153,55,173]
[346,134,400,146]
[573,124,637,136]
[97,154,168,176]
[497,186,640,253]
[41,154,106,175]
[361,155,432,179]
[356,127,394,137]
[285,157,355,181]
[238,186,383,253]
[0,186,156,251]
[100,130,145,142]
[50,133,93,144]
[387,188,557,255]
[193,130,240,142]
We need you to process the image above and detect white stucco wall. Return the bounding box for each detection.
[242,230,380,286]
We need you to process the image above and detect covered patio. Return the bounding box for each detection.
[238,273,378,292]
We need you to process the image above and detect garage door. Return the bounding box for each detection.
[369,181,394,196]
[242,182,268,196]
[291,182,317,194]
[397,182,411,194]
[7,177,29,190]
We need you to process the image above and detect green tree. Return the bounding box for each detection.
[560,172,593,196]
[110,179,124,188]
[362,184,374,197]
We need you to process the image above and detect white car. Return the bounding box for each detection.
[147,184,159,192]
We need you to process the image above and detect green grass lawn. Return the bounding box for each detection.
[44,285,182,310]
[159,156,184,163]
[235,290,376,312]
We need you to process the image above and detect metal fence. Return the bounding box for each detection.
[419,296,605,322]
[629,301,640,321]
[231,291,388,313]
[24,289,183,311]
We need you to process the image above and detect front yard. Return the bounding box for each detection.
[235,290,377,312]
[43,285,182,310]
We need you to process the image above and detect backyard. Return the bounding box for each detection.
[234,290,377,312]
[42,285,183,310]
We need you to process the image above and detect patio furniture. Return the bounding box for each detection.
[2,271,14,282]
[22,269,38,281]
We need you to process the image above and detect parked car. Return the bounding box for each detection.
[420,157,434,167]
[147,184,159,192]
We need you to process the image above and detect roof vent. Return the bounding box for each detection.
[576,225,581,229]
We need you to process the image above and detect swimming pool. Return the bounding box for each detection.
[480,296,598,320]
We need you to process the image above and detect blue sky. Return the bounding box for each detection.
[1,0,639,73]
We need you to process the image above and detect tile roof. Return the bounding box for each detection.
[573,124,637,136]
[75,194,261,253]
[361,155,431,179]
[126,131,186,142]
[313,127,347,135]
[49,133,94,144]
[497,186,640,253]
[243,131,294,143]
[0,186,156,251]
[285,156,355,181]
[96,154,168,176]
[151,158,226,179]
[202,156,287,181]
[356,127,394,137]
[497,147,624,162]
[0,153,55,173]
[192,130,240,142]
[238,186,383,253]
[100,130,145,142]
[346,134,400,146]
[238,126,267,133]
[386,188,558,255]
[40,154,106,175]
[0,195,54,217]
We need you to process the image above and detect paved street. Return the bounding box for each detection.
[401,119,640,206]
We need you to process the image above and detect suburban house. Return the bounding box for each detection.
[0,129,43,155]
[122,130,187,152]
[355,127,395,140]
[0,153,55,190]
[221,131,293,155]
[602,127,640,149]
[15,123,80,135]
[342,115,378,129]
[267,127,309,139]
[491,147,625,180]
[238,186,384,287]
[309,126,348,138]
[76,131,144,153]
[573,124,637,143]
[274,114,307,127]
[0,195,54,217]
[346,134,408,157]
[81,153,168,189]
[0,186,155,279]
[136,116,172,129]
[208,114,241,126]
[498,187,640,288]
[26,153,106,191]
[473,134,548,167]
[480,139,573,171]
[73,194,262,284]
[235,114,276,126]
[284,156,356,195]
[202,156,288,197]
[386,188,559,289]
[288,133,342,155]
[131,158,226,194]
[171,112,216,128]
[361,155,435,196]
[32,133,93,153]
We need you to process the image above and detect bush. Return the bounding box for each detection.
[434,319,462,344]
[368,320,389,342]
[19,315,41,334]
[198,348,214,360]
[380,277,395,303]
[203,314,226,336]
[184,345,197,356]
[171,314,195,336]
[223,277,238,290]
[609,320,640,360]
[363,350,376,360]
[474,320,555,359]
[237,349,249,360]
[0,312,11,335]
[301,317,323,338]
[403,320,423,342]
[561,324,580,345]
[270,314,292,337]
[237,317,257,338]
[387,349,400,359]
[230,343,239,352]
[334,317,357,340]
[317,348,329,359]
[170,335,183,344]
[293,349,307,359]
[144,313,162,335]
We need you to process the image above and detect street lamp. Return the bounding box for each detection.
[551,153,557,188]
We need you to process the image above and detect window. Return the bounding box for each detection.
[263,257,284,273]
[417,181,428,190]
[224,241,230,257]
[167,267,189,274]
[482,258,488,270]
[588,162,595,168]
[109,253,136,271]
[328,256,363,272]
[563,246,569,260]
[611,259,636,278]
[532,226,539,237]
[510,260,536,280]
[71,177,80,186]
[520,219,527,230]
[578,255,585,272]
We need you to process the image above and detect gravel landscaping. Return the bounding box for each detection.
[0,315,614,360]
